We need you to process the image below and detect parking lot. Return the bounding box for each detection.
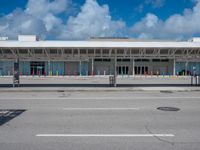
[0,88,200,150]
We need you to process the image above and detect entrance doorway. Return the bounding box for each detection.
[135,66,148,75]
[117,66,129,75]
[30,62,45,75]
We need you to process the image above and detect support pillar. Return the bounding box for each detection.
[114,53,117,87]
[185,61,188,76]
[79,60,82,76]
[91,58,94,76]
[48,60,51,76]
[132,58,135,77]
[173,59,176,76]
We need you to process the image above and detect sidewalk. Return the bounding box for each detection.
[0,76,199,92]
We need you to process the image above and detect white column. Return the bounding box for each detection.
[79,61,82,76]
[48,60,50,76]
[114,56,117,87]
[173,59,176,76]
[132,58,135,77]
[91,58,94,76]
[185,61,188,76]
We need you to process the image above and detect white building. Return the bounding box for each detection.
[0,35,200,76]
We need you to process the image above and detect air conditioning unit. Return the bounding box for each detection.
[191,37,200,42]
[18,35,38,42]
[0,37,8,41]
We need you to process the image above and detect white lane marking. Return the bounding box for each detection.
[62,107,140,110]
[36,134,175,137]
[1,97,200,100]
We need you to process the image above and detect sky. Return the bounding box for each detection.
[0,0,200,40]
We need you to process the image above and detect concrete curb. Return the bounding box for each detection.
[0,87,200,92]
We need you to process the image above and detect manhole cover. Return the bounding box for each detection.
[57,90,64,93]
[160,91,173,93]
[157,107,180,111]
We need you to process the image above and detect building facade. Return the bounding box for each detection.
[0,35,200,76]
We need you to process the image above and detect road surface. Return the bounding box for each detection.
[0,90,200,150]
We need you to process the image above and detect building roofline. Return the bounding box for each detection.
[1,40,200,48]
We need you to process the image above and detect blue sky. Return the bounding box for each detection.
[0,0,195,24]
[0,0,199,40]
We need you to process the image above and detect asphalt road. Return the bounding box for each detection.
[0,90,200,150]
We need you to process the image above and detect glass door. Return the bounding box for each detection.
[30,62,45,75]
[135,66,148,75]
[117,66,129,75]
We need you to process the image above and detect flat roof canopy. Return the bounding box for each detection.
[1,40,200,61]
[1,41,200,48]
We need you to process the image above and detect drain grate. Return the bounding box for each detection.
[57,90,65,93]
[157,107,180,111]
[0,109,26,126]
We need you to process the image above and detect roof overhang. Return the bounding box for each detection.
[1,41,200,49]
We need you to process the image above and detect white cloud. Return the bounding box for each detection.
[25,0,70,16]
[0,0,125,40]
[0,9,47,39]
[0,0,71,39]
[0,24,8,33]
[1,0,200,40]
[135,0,165,13]
[0,0,67,39]
[58,0,125,40]
[147,0,166,8]
[131,0,200,40]
[25,0,69,32]
[145,13,159,28]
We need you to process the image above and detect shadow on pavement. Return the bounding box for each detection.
[0,109,26,126]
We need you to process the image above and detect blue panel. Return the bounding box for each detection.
[78,62,88,76]
[0,61,14,76]
[176,62,185,75]
[0,61,3,76]
[176,62,200,75]
[45,62,49,75]
[20,61,30,75]
[197,62,200,75]
[188,62,200,75]
[50,61,65,76]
